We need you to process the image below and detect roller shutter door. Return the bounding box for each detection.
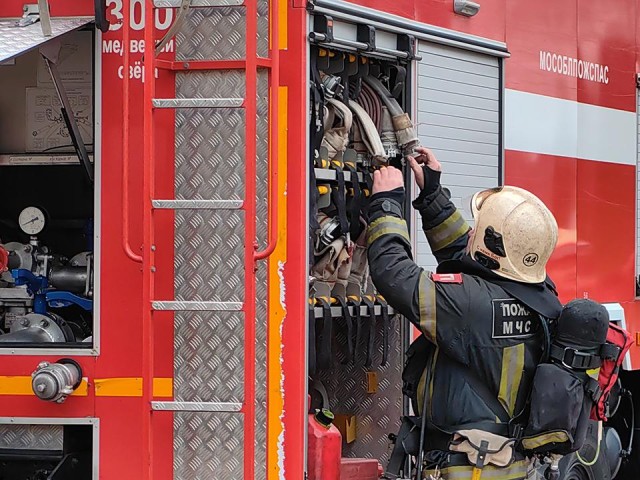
[414,42,502,272]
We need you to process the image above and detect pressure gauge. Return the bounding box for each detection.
[18,206,46,236]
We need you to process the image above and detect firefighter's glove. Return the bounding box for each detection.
[407,148,441,196]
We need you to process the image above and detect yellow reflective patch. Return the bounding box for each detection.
[367,215,407,231]
[94,377,143,397]
[0,376,172,397]
[587,368,600,380]
[426,210,470,251]
[418,271,437,342]
[521,431,570,450]
[498,343,525,416]
[424,459,528,479]
[153,377,173,398]
[367,226,411,245]
[0,376,89,396]
[366,216,410,245]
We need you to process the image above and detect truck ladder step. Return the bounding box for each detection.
[152,301,243,311]
[154,0,244,7]
[152,199,243,210]
[151,401,243,412]
[152,98,244,109]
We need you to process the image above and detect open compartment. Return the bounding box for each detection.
[306,12,418,477]
[0,15,98,350]
[0,419,96,479]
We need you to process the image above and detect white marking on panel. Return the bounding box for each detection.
[505,89,636,165]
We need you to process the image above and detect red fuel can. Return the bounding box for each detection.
[340,458,383,480]
[307,408,342,480]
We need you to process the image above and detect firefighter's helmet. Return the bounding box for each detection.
[468,186,558,284]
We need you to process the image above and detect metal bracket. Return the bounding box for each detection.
[94,0,111,33]
[310,14,334,43]
[15,4,40,27]
[398,34,420,61]
[36,0,52,36]
[357,24,375,52]
[41,51,94,183]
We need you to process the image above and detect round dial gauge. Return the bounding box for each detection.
[18,206,46,236]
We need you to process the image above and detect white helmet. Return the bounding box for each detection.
[468,186,558,284]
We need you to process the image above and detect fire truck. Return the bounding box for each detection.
[0,0,639,479]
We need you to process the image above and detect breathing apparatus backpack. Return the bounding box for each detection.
[591,322,634,422]
[521,299,620,455]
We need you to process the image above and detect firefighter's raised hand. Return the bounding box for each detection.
[372,166,404,195]
[410,147,441,171]
[407,147,441,193]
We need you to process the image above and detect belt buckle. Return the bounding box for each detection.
[561,347,590,369]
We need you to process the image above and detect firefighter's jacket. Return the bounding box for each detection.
[367,183,562,478]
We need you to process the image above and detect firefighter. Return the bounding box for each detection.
[368,147,562,479]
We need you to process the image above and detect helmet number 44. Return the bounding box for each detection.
[523,253,539,267]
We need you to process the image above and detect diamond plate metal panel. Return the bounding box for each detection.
[0,17,92,63]
[318,314,404,464]
[154,97,243,108]
[154,300,243,311]
[0,424,63,450]
[176,70,246,99]
[175,72,246,201]
[153,401,242,411]
[175,312,244,402]
[257,0,269,58]
[174,412,243,479]
[153,199,243,209]
[175,5,269,61]
[172,13,270,474]
[177,7,244,61]
[256,70,269,250]
[174,210,244,302]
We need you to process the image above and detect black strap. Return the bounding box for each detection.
[550,344,602,370]
[361,296,376,368]
[600,342,622,361]
[309,48,325,265]
[585,376,603,403]
[386,416,422,478]
[334,296,354,364]
[377,296,390,367]
[330,166,349,238]
[308,301,317,376]
[364,169,374,201]
[344,162,364,240]
[316,298,333,370]
[340,69,350,104]
[350,296,363,364]
[390,65,406,99]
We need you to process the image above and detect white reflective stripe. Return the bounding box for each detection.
[505,89,636,165]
